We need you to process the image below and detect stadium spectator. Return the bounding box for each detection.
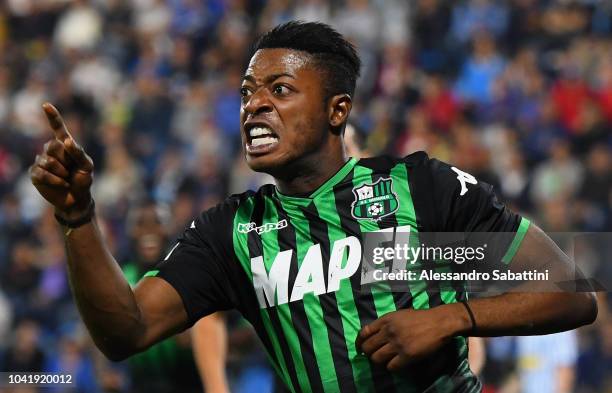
[2,319,45,373]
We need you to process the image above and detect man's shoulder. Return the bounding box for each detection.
[198,185,276,222]
[185,186,276,249]
[358,151,443,173]
[225,184,276,210]
[228,184,276,201]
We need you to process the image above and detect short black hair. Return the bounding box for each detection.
[252,21,361,99]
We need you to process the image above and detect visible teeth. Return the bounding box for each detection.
[251,136,278,146]
[249,127,273,137]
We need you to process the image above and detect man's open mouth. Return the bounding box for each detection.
[246,126,279,154]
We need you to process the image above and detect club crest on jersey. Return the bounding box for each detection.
[351,178,399,221]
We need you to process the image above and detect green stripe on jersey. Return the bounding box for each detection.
[353,163,410,391]
[279,199,341,393]
[390,163,431,311]
[313,196,375,393]
[143,270,159,277]
[388,163,416,227]
[352,164,397,317]
[262,196,312,393]
[502,217,531,264]
[232,198,293,392]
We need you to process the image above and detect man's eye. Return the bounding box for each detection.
[240,87,251,97]
[273,85,290,95]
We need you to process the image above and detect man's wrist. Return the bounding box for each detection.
[54,199,95,228]
[441,302,474,337]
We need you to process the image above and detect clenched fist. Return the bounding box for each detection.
[30,103,94,220]
[355,303,470,371]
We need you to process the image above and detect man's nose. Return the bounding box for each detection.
[243,89,273,116]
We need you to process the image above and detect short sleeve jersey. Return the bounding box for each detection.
[150,152,530,393]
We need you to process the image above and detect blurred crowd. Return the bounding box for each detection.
[0,0,611,392]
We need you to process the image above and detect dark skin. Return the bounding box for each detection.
[355,223,598,371]
[240,48,351,194]
[30,48,597,366]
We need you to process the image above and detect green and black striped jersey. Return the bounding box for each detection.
[151,152,529,393]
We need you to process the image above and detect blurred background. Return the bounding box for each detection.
[0,0,610,392]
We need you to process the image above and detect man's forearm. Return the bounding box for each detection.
[32,104,187,361]
[447,292,597,337]
[448,224,598,337]
[193,314,230,393]
[62,219,144,360]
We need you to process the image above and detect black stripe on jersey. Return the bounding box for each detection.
[359,155,457,306]
[267,302,302,393]
[302,201,358,393]
[271,197,325,393]
[246,194,301,393]
[404,155,462,306]
[333,180,398,393]
[240,196,283,374]
[356,155,397,172]
[400,153,439,232]
[361,157,445,308]
[353,158,418,312]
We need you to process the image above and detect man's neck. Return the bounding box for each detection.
[274,150,349,196]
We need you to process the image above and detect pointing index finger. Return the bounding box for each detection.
[42,102,73,143]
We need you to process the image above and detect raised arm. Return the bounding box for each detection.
[30,103,189,360]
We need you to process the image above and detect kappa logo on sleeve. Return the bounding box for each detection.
[451,166,477,196]
[238,219,288,235]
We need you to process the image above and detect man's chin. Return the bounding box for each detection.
[246,155,279,173]
[245,152,290,175]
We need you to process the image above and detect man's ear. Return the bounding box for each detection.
[328,94,352,128]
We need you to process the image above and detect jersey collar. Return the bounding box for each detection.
[275,157,357,202]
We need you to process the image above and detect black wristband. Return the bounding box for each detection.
[460,301,477,334]
[54,200,95,229]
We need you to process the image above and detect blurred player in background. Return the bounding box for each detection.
[515,331,577,393]
[192,313,231,393]
[123,200,229,393]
